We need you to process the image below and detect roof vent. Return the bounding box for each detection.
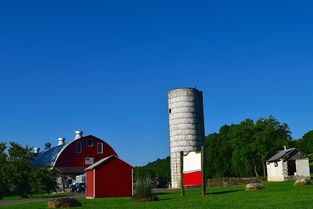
[33,147,40,153]
[45,143,52,150]
[284,146,287,150]
[58,137,65,145]
[74,130,83,140]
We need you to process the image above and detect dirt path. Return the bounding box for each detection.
[0,193,85,205]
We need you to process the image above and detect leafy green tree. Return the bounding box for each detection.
[0,142,58,198]
[205,128,232,178]
[8,142,35,198]
[252,116,291,176]
[0,142,10,199]
[204,116,291,178]
[230,119,256,177]
[295,131,313,154]
[31,166,57,194]
[134,157,170,183]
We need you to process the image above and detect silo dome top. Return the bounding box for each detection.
[168,87,200,92]
[168,88,203,96]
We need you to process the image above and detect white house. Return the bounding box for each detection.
[266,147,310,182]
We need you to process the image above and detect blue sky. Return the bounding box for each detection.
[0,0,312,166]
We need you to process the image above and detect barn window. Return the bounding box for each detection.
[86,139,93,147]
[97,143,103,154]
[76,142,82,153]
[274,162,278,167]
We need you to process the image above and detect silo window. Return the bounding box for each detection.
[86,139,93,147]
[76,142,82,153]
[169,109,171,113]
[97,143,103,154]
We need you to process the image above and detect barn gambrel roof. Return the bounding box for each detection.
[32,135,117,169]
[32,144,66,167]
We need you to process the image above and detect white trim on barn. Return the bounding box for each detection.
[93,169,96,198]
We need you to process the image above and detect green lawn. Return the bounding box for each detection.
[1,193,69,201]
[2,181,313,209]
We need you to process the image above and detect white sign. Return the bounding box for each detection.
[85,157,94,165]
[183,151,201,173]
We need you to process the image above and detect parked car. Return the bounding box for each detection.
[70,183,86,192]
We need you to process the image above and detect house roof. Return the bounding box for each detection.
[85,155,133,171]
[267,148,307,162]
[32,144,66,167]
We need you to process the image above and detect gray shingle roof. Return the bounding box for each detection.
[267,148,297,162]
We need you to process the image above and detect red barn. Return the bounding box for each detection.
[85,155,133,198]
[33,131,133,197]
[33,133,117,175]
[52,135,117,174]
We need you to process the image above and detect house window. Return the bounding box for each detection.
[97,143,103,154]
[76,142,82,153]
[86,139,93,147]
[274,162,278,167]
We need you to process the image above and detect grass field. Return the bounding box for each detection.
[2,181,313,209]
[1,193,69,201]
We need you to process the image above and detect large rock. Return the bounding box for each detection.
[47,197,82,208]
[245,183,264,191]
[294,176,311,186]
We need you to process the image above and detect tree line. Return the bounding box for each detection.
[205,116,291,178]
[134,157,170,181]
[135,116,313,181]
[0,142,57,199]
[1,116,312,196]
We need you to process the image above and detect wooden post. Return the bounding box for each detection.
[201,146,206,196]
[180,151,185,196]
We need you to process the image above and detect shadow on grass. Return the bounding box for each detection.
[153,192,170,196]
[158,198,171,201]
[1,193,70,201]
[206,189,242,195]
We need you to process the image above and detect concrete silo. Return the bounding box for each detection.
[168,88,205,188]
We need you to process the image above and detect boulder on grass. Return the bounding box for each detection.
[294,176,311,186]
[245,183,264,191]
[47,197,82,208]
